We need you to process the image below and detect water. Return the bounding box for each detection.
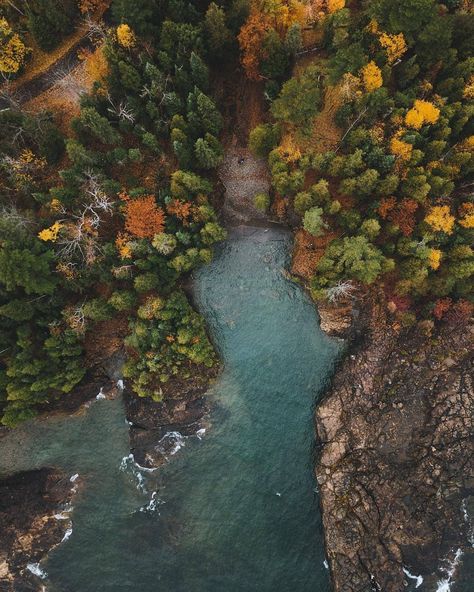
[0,226,340,591]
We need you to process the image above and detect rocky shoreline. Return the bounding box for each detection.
[315,293,473,592]
[124,362,218,468]
[0,468,78,591]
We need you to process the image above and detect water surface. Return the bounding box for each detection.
[0,226,340,591]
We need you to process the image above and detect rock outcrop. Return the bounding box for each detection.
[125,362,218,468]
[0,468,77,591]
[316,296,473,591]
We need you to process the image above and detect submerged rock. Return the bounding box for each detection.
[316,294,473,591]
[0,468,78,591]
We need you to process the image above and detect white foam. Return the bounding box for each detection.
[435,548,463,592]
[403,567,423,588]
[96,388,106,400]
[26,563,47,579]
[156,431,185,456]
[461,499,474,546]
[69,473,79,483]
[196,428,206,439]
[119,453,157,494]
[61,527,73,543]
[117,379,124,390]
[139,491,165,514]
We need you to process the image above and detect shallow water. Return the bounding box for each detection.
[0,226,342,591]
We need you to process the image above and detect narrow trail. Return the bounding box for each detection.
[0,35,94,109]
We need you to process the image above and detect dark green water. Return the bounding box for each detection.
[0,226,341,591]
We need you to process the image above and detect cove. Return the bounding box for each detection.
[0,226,340,591]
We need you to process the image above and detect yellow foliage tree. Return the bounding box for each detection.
[116,24,136,48]
[327,0,345,13]
[38,221,62,242]
[458,203,474,229]
[367,21,407,65]
[361,61,383,92]
[390,133,413,160]
[428,249,442,270]
[405,99,440,129]
[379,32,407,64]
[84,45,109,86]
[115,232,132,259]
[424,205,455,234]
[0,17,30,74]
[463,75,474,100]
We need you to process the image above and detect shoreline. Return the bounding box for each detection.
[0,468,79,591]
[314,291,473,591]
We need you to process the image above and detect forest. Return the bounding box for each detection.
[0,0,472,427]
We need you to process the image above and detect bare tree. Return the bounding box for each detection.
[48,60,86,102]
[326,280,357,304]
[56,173,115,264]
[106,94,135,123]
[0,205,34,230]
[82,15,108,44]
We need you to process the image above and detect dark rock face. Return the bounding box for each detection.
[316,297,473,592]
[125,362,218,468]
[0,468,76,591]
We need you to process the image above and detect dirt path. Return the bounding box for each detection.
[218,142,271,226]
[0,35,94,110]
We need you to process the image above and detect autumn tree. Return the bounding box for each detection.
[405,99,440,129]
[361,61,383,92]
[424,205,455,234]
[116,23,135,48]
[0,17,29,74]
[78,0,111,13]
[121,193,166,239]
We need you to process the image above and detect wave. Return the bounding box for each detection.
[61,527,73,543]
[435,548,463,592]
[119,454,148,493]
[26,563,47,579]
[403,567,423,589]
[138,491,165,515]
[156,431,185,457]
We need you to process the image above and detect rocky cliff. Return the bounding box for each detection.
[315,296,473,591]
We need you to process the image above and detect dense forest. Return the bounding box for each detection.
[0,0,472,427]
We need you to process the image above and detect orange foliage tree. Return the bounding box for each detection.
[82,45,109,86]
[238,10,272,80]
[379,197,418,236]
[166,199,193,224]
[121,192,165,239]
[78,0,111,14]
[238,0,306,80]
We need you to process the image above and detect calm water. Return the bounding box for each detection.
[0,227,342,591]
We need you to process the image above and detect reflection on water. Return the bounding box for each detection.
[0,227,340,592]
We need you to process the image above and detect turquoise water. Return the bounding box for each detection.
[0,226,340,591]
